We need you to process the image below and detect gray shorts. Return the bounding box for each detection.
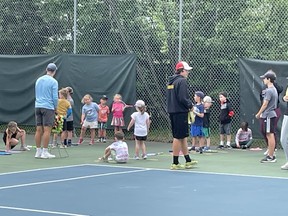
[220,122,231,135]
[35,108,55,127]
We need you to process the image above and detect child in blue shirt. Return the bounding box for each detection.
[189,91,205,153]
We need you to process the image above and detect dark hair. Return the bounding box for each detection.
[175,68,184,74]
[114,131,124,140]
[240,121,248,131]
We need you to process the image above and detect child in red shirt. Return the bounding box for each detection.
[98,95,110,143]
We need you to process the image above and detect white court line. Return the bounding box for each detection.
[0,164,90,176]
[0,169,147,190]
[0,205,89,216]
[88,164,288,180]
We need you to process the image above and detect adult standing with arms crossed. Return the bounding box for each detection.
[34,63,58,159]
[166,61,198,170]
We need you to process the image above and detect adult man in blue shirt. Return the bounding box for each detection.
[34,63,58,159]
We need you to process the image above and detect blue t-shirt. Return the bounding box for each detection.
[192,103,204,126]
[35,75,58,110]
[82,102,99,122]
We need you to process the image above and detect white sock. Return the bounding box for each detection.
[220,141,224,146]
[43,148,48,153]
[227,141,231,146]
[36,148,42,152]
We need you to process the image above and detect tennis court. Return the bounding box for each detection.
[0,164,287,216]
[1,134,288,215]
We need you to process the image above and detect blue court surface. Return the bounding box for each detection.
[0,164,287,216]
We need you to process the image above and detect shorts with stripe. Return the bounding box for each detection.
[260,117,276,134]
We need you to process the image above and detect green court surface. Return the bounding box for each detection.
[0,134,287,178]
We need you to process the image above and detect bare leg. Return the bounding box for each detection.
[90,128,95,141]
[35,126,43,148]
[42,126,52,148]
[267,132,275,157]
[135,139,140,157]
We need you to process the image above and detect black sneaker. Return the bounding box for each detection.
[217,145,224,149]
[260,156,277,163]
[225,145,232,149]
[241,145,247,149]
[188,146,196,151]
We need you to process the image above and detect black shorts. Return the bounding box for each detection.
[63,120,74,131]
[261,117,276,134]
[135,136,147,141]
[169,112,189,139]
[3,132,17,147]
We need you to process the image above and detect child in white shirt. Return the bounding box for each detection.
[99,131,129,163]
[127,100,151,160]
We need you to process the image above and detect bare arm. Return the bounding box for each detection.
[255,100,268,119]
[127,119,135,131]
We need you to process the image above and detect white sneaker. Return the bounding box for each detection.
[20,146,30,151]
[35,150,42,158]
[281,162,288,170]
[40,151,56,159]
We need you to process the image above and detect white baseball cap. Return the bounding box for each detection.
[175,61,192,71]
[134,100,145,107]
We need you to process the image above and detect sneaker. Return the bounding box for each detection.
[77,138,83,145]
[99,157,108,162]
[185,161,197,169]
[188,146,196,151]
[260,155,277,163]
[217,145,225,149]
[142,154,147,160]
[203,146,210,152]
[20,146,30,151]
[241,145,247,149]
[96,139,101,143]
[134,156,140,160]
[40,151,56,159]
[35,150,42,158]
[188,159,198,165]
[225,145,232,149]
[281,162,288,170]
[59,144,67,149]
[170,164,185,170]
[103,139,106,143]
[89,139,94,145]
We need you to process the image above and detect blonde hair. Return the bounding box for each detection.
[113,94,122,101]
[81,94,93,104]
[59,88,68,99]
[7,121,17,132]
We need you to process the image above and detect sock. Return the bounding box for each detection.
[36,147,42,153]
[226,141,231,146]
[64,139,67,145]
[220,141,224,146]
[184,155,191,163]
[68,139,72,145]
[173,156,179,165]
[43,148,48,153]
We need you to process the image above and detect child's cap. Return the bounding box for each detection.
[195,91,204,99]
[134,100,145,107]
[101,95,108,100]
[219,91,228,98]
[203,96,213,103]
[46,63,57,72]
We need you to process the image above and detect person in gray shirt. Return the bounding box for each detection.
[256,70,278,163]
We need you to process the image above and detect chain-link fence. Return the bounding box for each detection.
[1,0,287,144]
